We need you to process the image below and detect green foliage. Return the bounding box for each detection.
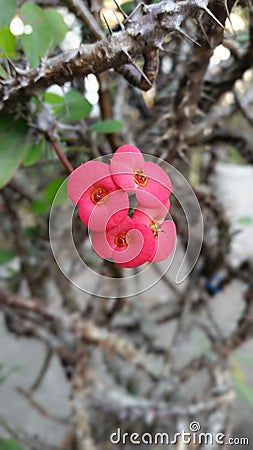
[235,351,253,366]
[90,120,123,133]
[29,177,68,216]
[0,439,24,450]
[232,355,253,410]
[50,90,92,121]
[236,32,249,43]
[23,226,39,238]
[0,363,21,384]
[0,250,15,265]
[233,375,253,409]
[0,64,8,79]
[228,146,246,164]
[0,115,28,188]
[23,140,44,166]
[238,216,253,225]
[20,3,67,67]
[45,176,68,206]
[43,9,68,49]
[29,198,48,215]
[43,92,64,106]
[120,1,135,14]
[0,27,16,58]
[0,0,16,28]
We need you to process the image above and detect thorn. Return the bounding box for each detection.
[175,28,201,47]
[247,0,253,12]
[102,13,113,35]
[113,0,128,19]
[124,2,145,24]
[122,50,152,86]
[202,7,225,29]
[156,43,165,51]
[197,17,211,46]
[0,48,17,76]
[113,11,124,30]
[224,0,236,35]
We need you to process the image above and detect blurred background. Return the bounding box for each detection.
[0,0,253,448]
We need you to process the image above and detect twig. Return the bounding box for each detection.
[0,289,168,380]
[233,88,253,127]
[65,0,105,41]
[48,137,73,173]
[0,0,230,110]
[30,346,54,391]
[16,387,69,424]
[90,389,235,420]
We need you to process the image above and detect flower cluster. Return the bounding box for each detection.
[68,145,176,268]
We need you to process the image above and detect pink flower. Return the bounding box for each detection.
[110,145,172,208]
[132,202,176,262]
[92,213,155,268]
[68,161,129,232]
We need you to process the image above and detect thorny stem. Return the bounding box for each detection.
[0,0,230,110]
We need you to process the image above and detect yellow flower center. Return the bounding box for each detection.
[90,186,108,205]
[133,168,147,187]
[114,231,128,248]
[149,220,161,237]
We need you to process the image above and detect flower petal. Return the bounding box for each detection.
[136,162,172,207]
[149,220,176,262]
[110,145,145,191]
[133,197,170,224]
[115,223,155,268]
[84,189,129,232]
[68,161,116,204]
[91,230,113,259]
[112,228,144,265]
[106,216,132,248]
[92,216,132,259]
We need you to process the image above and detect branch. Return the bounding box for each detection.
[0,0,226,110]
[0,289,169,380]
[90,389,235,421]
[47,135,74,173]
[65,0,105,41]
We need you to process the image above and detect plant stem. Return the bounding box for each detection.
[49,137,74,173]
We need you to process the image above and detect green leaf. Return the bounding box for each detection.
[0,439,24,450]
[0,27,16,58]
[44,92,64,106]
[120,1,135,14]
[0,64,8,79]
[20,4,67,67]
[23,226,39,238]
[0,249,15,265]
[0,0,16,28]
[0,375,7,384]
[237,32,249,43]
[228,146,245,164]
[233,376,253,410]
[54,90,92,120]
[21,3,52,67]
[24,140,43,166]
[0,114,28,188]
[238,216,253,225]
[29,198,48,215]
[90,120,123,134]
[45,176,67,206]
[44,8,67,48]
